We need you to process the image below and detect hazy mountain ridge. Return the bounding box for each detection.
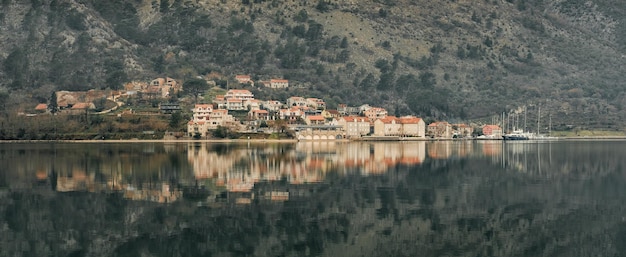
[0,0,625,129]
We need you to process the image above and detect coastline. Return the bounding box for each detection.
[2,135,626,144]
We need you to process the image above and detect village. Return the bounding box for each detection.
[25,74,506,141]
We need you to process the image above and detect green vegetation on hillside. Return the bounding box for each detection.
[0,0,625,130]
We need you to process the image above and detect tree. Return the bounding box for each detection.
[395,73,417,93]
[183,78,209,103]
[3,48,29,87]
[104,59,127,90]
[169,112,182,129]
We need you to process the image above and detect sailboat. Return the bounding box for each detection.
[502,110,531,140]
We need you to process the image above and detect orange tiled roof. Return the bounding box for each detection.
[378,116,400,124]
[399,117,422,124]
[227,89,252,94]
[35,103,47,110]
[343,116,368,122]
[71,102,91,109]
[307,115,325,121]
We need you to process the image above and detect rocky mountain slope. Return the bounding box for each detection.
[0,0,625,130]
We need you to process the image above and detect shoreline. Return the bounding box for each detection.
[2,136,626,143]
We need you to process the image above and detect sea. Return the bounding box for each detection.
[1,139,625,257]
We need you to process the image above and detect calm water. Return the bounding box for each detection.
[1,140,626,257]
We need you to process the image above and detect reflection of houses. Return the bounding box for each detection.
[123,184,181,203]
[479,140,502,156]
[427,141,453,159]
[427,121,453,138]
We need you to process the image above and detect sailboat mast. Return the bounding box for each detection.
[522,105,526,131]
[537,107,541,135]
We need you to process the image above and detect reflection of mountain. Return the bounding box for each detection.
[3,141,626,257]
[0,143,192,203]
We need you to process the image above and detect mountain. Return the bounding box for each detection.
[1,0,625,130]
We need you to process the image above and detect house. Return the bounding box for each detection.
[35,103,48,113]
[188,104,214,136]
[269,79,289,88]
[225,98,245,111]
[191,104,213,123]
[454,123,474,138]
[373,116,425,137]
[279,107,304,122]
[263,100,283,112]
[149,77,180,98]
[124,81,148,91]
[364,107,388,121]
[321,109,341,120]
[244,99,262,111]
[373,116,402,136]
[188,104,237,137]
[235,75,253,85]
[305,115,325,125]
[225,89,254,100]
[306,98,326,110]
[399,116,425,137]
[159,102,181,114]
[337,104,361,115]
[427,121,453,138]
[68,102,95,115]
[249,109,269,120]
[337,116,370,138]
[286,96,307,107]
[482,125,503,138]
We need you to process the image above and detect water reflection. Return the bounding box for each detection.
[4,140,624,199]
[2,141,626,256]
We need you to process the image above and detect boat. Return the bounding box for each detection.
[502,129,530,140]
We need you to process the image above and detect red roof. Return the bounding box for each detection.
[343,116,368,122]
[71,103,91,109]
[377,116,400,124]
[307,115,325,121]
[399,117,422,124]
[35,103,47,110]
